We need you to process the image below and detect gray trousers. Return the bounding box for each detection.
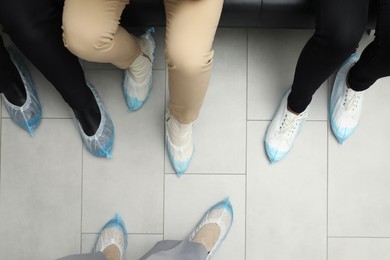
[58,240,208,260]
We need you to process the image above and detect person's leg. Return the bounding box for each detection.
[0,0,101,136]
[139,240,208,260]
[0,35,42,135]
[59,214,126,260]
[348,0,390,90]
[288,0,369,113]
[164,0,223,175]
[140,198,233,260]
[330,0,390,143]
[264,0,369,163]
[62,0,139,69]
[0,35,26,105]
[63,0,155,111]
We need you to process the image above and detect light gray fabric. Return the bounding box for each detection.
[139,240,208,260]
[57,252,106,260]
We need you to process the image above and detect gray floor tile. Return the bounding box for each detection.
[164,174,246,260]
[246,121,327,260]
[82,233,163,259]
[82,69,165,234]
[248,29,329,121]
[84,27,166,71]
[164,28,247,174]
[328,238,390,260]
[0,119,82,259]
[328,77,390,237]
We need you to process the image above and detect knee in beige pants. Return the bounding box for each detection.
[62,0,138,69]
[165,47,214,77]
[62,21,116,62]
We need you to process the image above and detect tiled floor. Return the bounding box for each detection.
[1,28,390,260]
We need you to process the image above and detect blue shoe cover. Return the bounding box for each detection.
[94,214,128,260]
[2,47,42,136]
[265,141,288,163]
[331,115,357,144]
[123,27,155,111]
[330,53,361,144]
[166,135,193,177]
[73,83,114,158]
[188,198,234,260]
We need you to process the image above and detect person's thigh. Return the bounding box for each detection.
[62,0,129,50]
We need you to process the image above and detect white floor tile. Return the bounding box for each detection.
[164,174,246,260]
[246,121,327,260]
[82,70,165,234]
[329,238,390,260]
[82,233,163,260]
[0,119,82,259]
[165,28,247,174]
[328,77,390,237]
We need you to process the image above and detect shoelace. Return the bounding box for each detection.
[343,88,362,112]
[279,111,308,136]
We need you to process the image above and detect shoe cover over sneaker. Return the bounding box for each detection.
[330,54,362,144]
[73,82,114,158]
[2,47,42,136]
[123,27,155,111]
[94,214,128,260]
[188,198,233,260]
[165,112,194,176]
[264,90,308,163]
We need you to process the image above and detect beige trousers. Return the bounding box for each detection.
[62,0,140,69]
[62,0,223,123]
[165,0,223,123]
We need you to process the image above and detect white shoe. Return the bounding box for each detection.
[123,28,155,111]
[94,214,127,260]
[165,112,194,176]
[188,198,233,260]
[330,54,363,144]
[265,90,308,163]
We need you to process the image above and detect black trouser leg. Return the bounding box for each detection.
[0,0,94,111]
[0,34,27,105]
[287,0,369,113]
[0,0,101,135]
[348,0,390,91]
[0,35,11,92]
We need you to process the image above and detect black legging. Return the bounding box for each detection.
[0,0,94,111]
[349,0,390,91]
[288,0,370,113]
[0,35,14,92]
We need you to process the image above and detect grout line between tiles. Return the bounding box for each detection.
[244,27,249,260]
[246,119,328,122]
[80,141,84,253]
[326,78,330,260]
[162,63,167,241]
[328,236,390,239]
[0,104,2,195]
[164,173,246,176]
[82,232,164,235]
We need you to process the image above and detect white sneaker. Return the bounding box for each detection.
[165,112,194,176]
[188,198,233,260]
[330,54,363,144]
[123,28,155,111]
[265,90,308,163]
[94,214,127,260]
